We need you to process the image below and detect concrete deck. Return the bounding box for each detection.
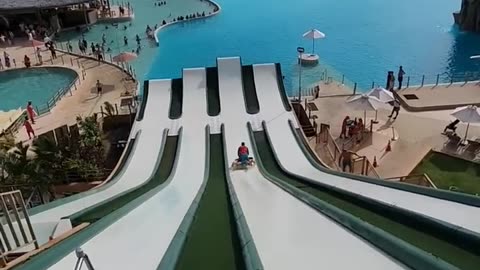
[396,82,480,111]
[1,39,136,143]
[305,82,480,178]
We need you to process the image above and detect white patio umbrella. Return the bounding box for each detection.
[302,29,325,54]
[346,94,386,125]
[450,105,480,141]
[367,87,394,122]
[367,87,394,103]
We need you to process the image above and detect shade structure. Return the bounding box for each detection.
[367,87,394,103]
[302,29,325,54]
[112,52,137,62]
[346,94,385,111]
[451,105,480,141]
[346,94,386,125]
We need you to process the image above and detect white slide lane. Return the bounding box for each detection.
[252,63,480,234]
[49,69,209,269]
[31,81,171,224]
[219,57,405,270]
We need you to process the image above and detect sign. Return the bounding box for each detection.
[297,47,305,53]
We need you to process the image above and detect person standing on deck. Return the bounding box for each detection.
[339,149,359,173]
[23,116,35,139]
[398,66,405,90]
[26,101,37,124]
[96,80,103,96]
[388,99,401,120]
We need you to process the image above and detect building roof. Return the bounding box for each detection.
[0,0,89,11]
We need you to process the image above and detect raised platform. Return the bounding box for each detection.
[395,81,480,112]
[298,53,319,65]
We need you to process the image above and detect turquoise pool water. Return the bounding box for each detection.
[0,67,77,111]
[60,0,477,93]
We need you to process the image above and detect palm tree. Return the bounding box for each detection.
[103,101,116,116]
[0,134,15,182]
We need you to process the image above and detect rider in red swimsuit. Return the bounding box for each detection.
[237,142,249,165]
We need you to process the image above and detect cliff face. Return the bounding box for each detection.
[456,0,480,32]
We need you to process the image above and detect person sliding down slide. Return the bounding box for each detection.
[231,142,255,170]
[237,142,249,165]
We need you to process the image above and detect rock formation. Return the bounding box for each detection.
[455,0,480,32]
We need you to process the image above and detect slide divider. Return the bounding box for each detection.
[287,119,480,207]
[136,80,149,121]
[274,63,292,111]
[18,129,184,270]
[66,129,169,222]
[157,125,211,269]
[221,124,264,270]
[278,120,480,256]
[248,122,457,270]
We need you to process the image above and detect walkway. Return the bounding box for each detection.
[1,39,136,143]
[305,91,480,178]
[396,81,480,111]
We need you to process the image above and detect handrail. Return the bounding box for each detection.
[36,75,79,115]
[386,173,436,188]
[287,63,480,99]
[318,125,380,177]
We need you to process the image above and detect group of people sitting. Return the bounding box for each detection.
[340,116,365,142]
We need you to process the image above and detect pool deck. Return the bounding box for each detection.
[1,39,137,143]
[395,82,480,111]
[304,80,480,179]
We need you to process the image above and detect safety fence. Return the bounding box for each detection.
[35,77,81,115]
[0,190,38,267]
[287,61,480,99]
[385,174,436,188]
[56,42,137,81]
[317,124,380,178]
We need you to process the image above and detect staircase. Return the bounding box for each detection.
[292,102,316,137]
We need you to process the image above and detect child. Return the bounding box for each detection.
[24,116,35,139]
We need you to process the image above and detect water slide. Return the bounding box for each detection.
[250,63,480,269]
[24,80,174,227]
[18,68,211,269]
[15,57,480,269]
[217,57,406,269]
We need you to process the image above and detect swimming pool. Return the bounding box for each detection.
[0,67,78,111]
[59,0,477,94]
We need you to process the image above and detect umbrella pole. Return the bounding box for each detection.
[312,39,315,54]
[465,122,470,142]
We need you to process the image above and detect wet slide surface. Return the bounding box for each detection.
[42,69,210,269]
[175,134,244,270]
[29,82,172,224]
[218,57,405,270]
[71,135,178,225]
[252,63,480,234]
[254,128,479,270]
[251,63,480,269]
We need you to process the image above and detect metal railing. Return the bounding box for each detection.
[0,190,38,266]
[56,42,137,81]
[317,125,380,178]
[287,60,480,98]
[385,173,436,188]
[35,78,80,115]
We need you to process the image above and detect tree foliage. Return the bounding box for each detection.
[0,115,106,192]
